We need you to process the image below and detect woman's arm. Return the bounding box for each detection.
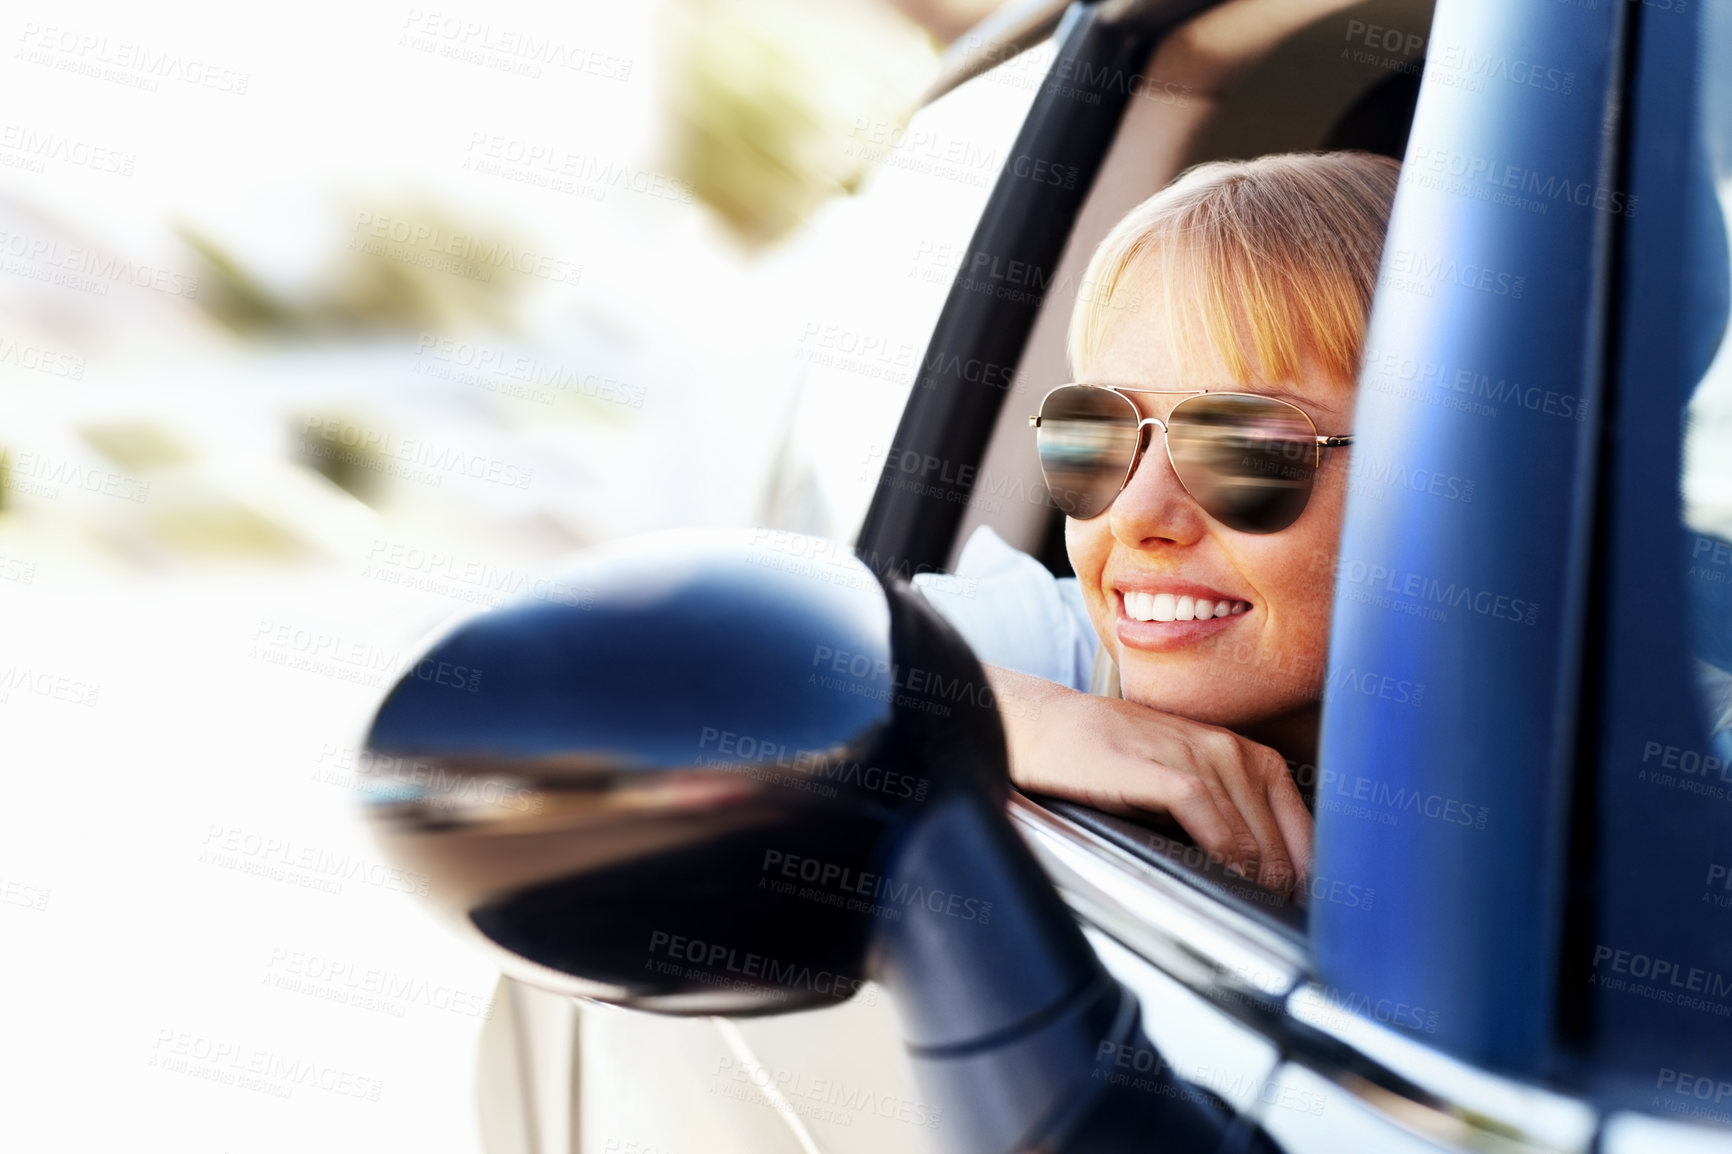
[983,664,1313,894]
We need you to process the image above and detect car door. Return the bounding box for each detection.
[475,2,1732,1151]
[849,0,1732,1150]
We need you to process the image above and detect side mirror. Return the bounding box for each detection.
[358,529,1260,1154]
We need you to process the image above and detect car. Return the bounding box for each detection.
[354,0,1732,1150]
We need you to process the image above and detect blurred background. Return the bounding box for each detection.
[0,0,1041,1149]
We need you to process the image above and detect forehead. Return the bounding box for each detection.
[1085,292,1357,419]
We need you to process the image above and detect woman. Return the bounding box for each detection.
[916,151,1400,895]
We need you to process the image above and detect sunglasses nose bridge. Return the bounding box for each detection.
[1125,416,1167,483]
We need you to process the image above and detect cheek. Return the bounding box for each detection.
[1247,506,1344,640]
[1065,518,1111,590]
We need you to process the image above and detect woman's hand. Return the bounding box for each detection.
[985,665,1313,894]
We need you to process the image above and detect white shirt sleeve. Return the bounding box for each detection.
[911,525,1099,692]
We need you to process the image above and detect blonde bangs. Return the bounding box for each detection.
[1069,152,1401,388]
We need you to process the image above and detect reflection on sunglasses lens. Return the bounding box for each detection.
[1169,395,1315,533]
[1034,389,1322,531]
[1035,388,1139,519]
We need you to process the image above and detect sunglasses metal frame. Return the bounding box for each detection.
[1026,384,1355,524]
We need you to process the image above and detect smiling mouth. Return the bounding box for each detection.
[1121,592,1252,623]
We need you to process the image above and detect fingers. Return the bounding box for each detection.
[999,690,1313,893]
[1266,764,1315,885]
[1145,772,1263,880]
[1198,740,1295,892]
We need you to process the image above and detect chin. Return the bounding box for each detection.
[1119,671,1247,728]
[1118,660,1316,733]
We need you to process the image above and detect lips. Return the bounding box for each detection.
[1111,582,1252,652]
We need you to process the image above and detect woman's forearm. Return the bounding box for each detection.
[981,664,1079,774]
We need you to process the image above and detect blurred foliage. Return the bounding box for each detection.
[290,411,389,506]
[82,421,196,472]
[662,0,938,247]
[178,201,541,338]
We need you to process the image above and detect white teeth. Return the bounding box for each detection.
[1123,592,1251,622]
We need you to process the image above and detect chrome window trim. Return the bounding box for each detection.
[1007,794,1732,1154]
[920,0,1071,107]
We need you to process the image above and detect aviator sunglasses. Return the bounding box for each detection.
[1029,386,1354,533]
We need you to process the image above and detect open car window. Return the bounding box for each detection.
[904,0,1434,948]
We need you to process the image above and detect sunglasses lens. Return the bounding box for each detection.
[1166,395,1318,533]
[1035,387,1141,519]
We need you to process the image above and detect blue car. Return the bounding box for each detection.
[358,1,1732,1150]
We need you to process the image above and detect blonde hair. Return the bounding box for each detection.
[1068,151,1400,386]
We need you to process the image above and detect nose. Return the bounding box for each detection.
[1109,421,1209,549]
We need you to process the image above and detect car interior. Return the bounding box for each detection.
[946,0,1434,938]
